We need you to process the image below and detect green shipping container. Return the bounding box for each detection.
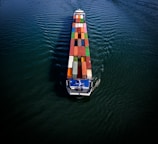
[71,32,75,38]
[74,56,78,61]
[84,33,88,39]
[80,19,84,23]
[86,47,90,56]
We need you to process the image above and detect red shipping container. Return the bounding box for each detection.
[77,28,81,33]
[74,46,78,56]
[72,23,75,27]
[78,46,86,56]
[85,39,89,46]
[82,61,87,78]
[70,39,74,46]
[78,46,81,56]
[69,46,74,56]
[86,56,91,69]
[76,19,80,23]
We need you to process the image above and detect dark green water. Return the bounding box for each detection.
[1,0,158,143]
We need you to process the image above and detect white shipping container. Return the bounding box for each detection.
[72,61,78,75]
[80,15,83,19]
[76,23,82,28]
[87,69,92,79]
[68,56,74,68]
[75,23,78,28]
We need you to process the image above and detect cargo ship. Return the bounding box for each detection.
[66,9,93,96]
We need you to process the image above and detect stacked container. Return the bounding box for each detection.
[67,12,92,79]
[72,61,78,79]
[82,61,87,79]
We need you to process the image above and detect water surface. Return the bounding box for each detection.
[1,0,158,143]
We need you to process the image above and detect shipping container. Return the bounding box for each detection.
[84,33,88,39]
[81,56,86,62]
[80,19,84,23]
[76,28,78,32]
[78,39,81,46]
[81,27,84,33]
[79,23,83,27]
[84,23,87,28]
[72,27,75,32]
[87,69,92,79]
[67,68,72,78]
[77,23,80,27]
[77,63,82,78]
[74,39,78,46]
[78,33,81,39]
[75,23,78,28]
[70,39,74,46]
[85,47,90,56]
[72,23,75,27]
[82,61,87,78]
[80,33,82,39]
[74,56,78,61]
[78,46,86,56]
[77,28,81,33]
[81,39,85,46]
[80,15,83,19]
[71,32,75,38]
[76,19,80,23]
[76,15,79,19]
[68,56,74,68]
[72,61,78,75]
[75,32,78,39]
[84,27,87,33]
[74,46,78,56]
[81,33,84,39]
[85,39,89,46]
[69,46,74,56]
[86,56,91,69]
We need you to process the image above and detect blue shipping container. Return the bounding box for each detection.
[72,27,75,32]
[81,39,85,46]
